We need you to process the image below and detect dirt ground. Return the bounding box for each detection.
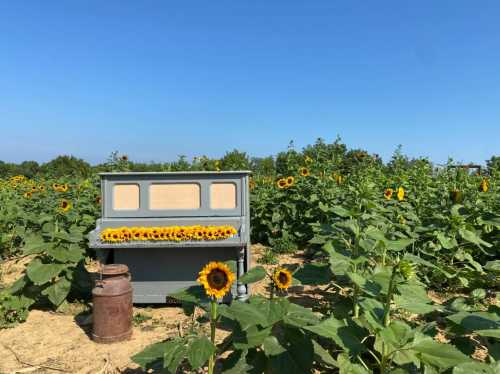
[0,245,307,374]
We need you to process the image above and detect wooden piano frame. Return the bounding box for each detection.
[88,171,251,303]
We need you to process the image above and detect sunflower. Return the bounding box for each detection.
[197,262,236,299]
[31,186,37,192]
[304,155,313,164]
[479,179,489,192]
[52,183,60,191]
[384,188,394,200]
[335,175,343,185]
[121,155,129,161]
[38,185,46,192]
[273,268,292,290]
[59,183,69,192]
[299,167,310,177]
[249,178,256,191]
[59,199,72,213]
[450,189,463,203]
[24,191,32,199]
[397,187,405,201]
[286,176,295,187]
[277,178,288,189]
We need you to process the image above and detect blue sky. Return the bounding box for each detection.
[1,1,499,165]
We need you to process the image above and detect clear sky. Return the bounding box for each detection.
[1,1,499,165]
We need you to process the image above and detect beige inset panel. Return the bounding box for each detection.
[113,184,140,210]
[210,183,237,209]
[149,183,200,210]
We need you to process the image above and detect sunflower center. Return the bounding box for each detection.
[207,269,228,290]
[278,272,289,285]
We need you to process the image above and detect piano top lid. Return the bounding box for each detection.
[99,171,252,177]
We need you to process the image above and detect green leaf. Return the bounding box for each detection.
[132,341,169,370]
[41,277,71,306]
[446,312,500,332]
[394,283,441,314]
[263,336,287,356]
[220,300,268,329]
[187,336,215,369]
[403,254,454,278]
[293,263,332,285]
[163,338,187,373]
[232,325,272,349]
[458,228,492,248]
[332,206,351,217]
[26,259,66,286]
[436,232,457,249]
[379,320,413,348]
[305,317,366,355]
[484,260,500,273]
[22,234,50,255]
[475,329,500,339]
[239,266,266,284]
[386,238,415,251]
[168,285,209,305]
[221,349,253,374]
[47,244,84,263]
[337,353,369,374]
[312,340,337,368]
[410,334,470,369]
[268,327,314,374]
[8,275,29,294]
[249,296,290,327]
[347,272,382,297]
[452,361,496,374]
[283,303,319,327]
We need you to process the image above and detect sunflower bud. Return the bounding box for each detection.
[450,189,463,203]
[398,260,416,280]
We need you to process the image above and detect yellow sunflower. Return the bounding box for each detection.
[286,176,295,187]
[59,183,69,192]
[197,262,236,299]
[384,188,394,200]
[52,183,60,191]
[24,191,32,199]
[479,179,489,192]
[277,178,288,189]
[273,268,292,290]
[304,155,313,164]
[397,187,405,201]
[335,175,343,185]
[31,186,37,192]
[299,167,310,177]
[38,185,46,192]
[59,199,72,213]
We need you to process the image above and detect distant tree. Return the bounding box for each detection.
[19,161,40,178]
[250,156,275,176]
[41,155,92,178]
[486,155,500,176]
[220,149,251,170]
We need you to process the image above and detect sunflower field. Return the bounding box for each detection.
[1,140,499,373]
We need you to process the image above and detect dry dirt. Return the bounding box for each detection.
[0,245,306,374]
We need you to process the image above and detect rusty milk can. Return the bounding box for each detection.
[92,264,133,343]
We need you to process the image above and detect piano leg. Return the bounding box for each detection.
[236,246,248,300]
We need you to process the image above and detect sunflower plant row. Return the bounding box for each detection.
[99,225,238,243]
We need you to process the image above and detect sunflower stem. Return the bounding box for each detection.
[208,298,217,374]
